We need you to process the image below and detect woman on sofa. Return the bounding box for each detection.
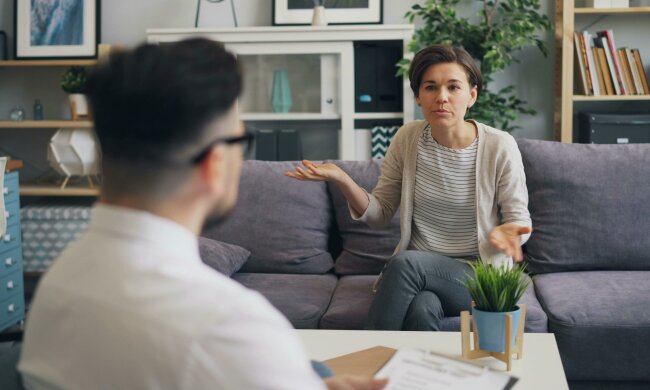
[285,44,532,331]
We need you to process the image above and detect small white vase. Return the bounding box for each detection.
[311,5,327,27]
[68,93,89,120]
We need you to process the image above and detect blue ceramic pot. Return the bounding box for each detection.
[271,69,292,113]
[473,306,521,353]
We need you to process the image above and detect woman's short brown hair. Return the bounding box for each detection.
[408,45,483,98]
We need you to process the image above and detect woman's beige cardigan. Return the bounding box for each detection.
[351,120,532,268]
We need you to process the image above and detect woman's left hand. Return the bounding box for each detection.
[488,223,532,262]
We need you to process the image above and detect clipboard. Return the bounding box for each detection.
[324,346,518,390]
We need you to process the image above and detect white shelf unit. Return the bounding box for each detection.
[147,25,415,160]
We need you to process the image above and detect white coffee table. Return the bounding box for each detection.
[297,330,568,390]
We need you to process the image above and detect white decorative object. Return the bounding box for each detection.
[68,94,89,120]
[611,0,629,7]
[311,6,327,26]
[47,128,101,189]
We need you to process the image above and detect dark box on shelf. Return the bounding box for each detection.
[354,40,403,113]
[579,113,650,144]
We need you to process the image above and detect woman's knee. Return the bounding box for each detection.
[404,291,444,331]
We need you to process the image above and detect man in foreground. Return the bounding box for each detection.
[18,38,387,390]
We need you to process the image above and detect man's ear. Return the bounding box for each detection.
[198,146,224,194]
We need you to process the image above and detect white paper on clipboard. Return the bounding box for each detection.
[374,348,518,390]
[0,156,6,237]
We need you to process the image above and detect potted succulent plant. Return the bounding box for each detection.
[61,66,89,120]
[461,260,531,353]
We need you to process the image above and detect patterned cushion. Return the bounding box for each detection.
[371,126,399,159]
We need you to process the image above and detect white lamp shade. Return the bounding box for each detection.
[47,128,101,176]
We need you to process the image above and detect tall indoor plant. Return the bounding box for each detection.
[401,0,552,132]
[461,260,531,352]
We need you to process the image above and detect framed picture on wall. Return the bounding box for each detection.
[14,0,101,59]
[273,0,382,26]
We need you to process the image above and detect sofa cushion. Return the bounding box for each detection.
[319,274,547,332]
[319,275,377,329]
[233,273,337,329]
[202,160,334,274]
[517,139,650,273]
[198,237,250,276]
[326,160,400,275]
[534,271,650,381]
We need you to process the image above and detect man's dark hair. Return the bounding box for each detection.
[86,38,242,200]
[408,45,483,98]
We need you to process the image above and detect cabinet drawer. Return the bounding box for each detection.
[0,223,21,253]
[4,201,20,226]
[0,270,22,298]
[2,172,19,205]
[0,247,22,278]
[0,292,24,332]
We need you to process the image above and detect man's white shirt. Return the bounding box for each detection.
[18,204,326,390]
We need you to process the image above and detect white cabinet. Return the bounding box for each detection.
[147,25,415,160]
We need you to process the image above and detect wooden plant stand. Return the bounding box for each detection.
[460,303,526,371]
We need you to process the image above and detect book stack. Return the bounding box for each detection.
[574,29,650,96]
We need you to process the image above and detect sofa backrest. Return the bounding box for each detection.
[326,160,400,275]
[201,160,334,274]
[518,139,650,273]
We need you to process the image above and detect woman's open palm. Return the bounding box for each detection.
[285,160,346,183]
[488,223,532,262]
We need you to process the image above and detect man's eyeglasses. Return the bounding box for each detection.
[191,131,254,164]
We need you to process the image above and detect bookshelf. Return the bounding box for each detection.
[555,1,650,142]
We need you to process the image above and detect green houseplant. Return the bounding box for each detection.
[61,66,90,120]
[401,0,552,133]
[461,260,531,352]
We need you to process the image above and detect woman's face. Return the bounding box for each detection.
[415,62,478,130]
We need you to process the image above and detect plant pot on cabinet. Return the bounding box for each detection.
[68,94,90,121]
[473,305,522,353]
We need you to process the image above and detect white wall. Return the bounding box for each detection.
[0,0,606,142]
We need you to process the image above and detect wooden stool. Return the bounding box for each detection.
[460,303,526,371]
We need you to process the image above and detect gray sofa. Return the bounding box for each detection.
[201,139,650,389]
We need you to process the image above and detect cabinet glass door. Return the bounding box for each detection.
[226,42,344,121]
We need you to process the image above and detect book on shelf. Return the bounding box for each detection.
[632,49,650,94]
[595,35,622,95]
[574,32,590,95]
[583,31,601,95]
[591,46,610,95]
[596,30,627,95]
[573,27,650,97]
[625,48,644,94]
[616,48,635,94]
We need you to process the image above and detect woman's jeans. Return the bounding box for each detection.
[365,250,474,331]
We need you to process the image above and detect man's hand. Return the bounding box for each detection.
[324,375,389,390]
[488,223,532,262]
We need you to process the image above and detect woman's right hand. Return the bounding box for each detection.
[285,160,348,184]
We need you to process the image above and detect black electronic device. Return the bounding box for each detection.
[255,129,278,161]
[354,40,403,113]
[255,129,303,161]
[579,113,650,144]
[277,129,303,161]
